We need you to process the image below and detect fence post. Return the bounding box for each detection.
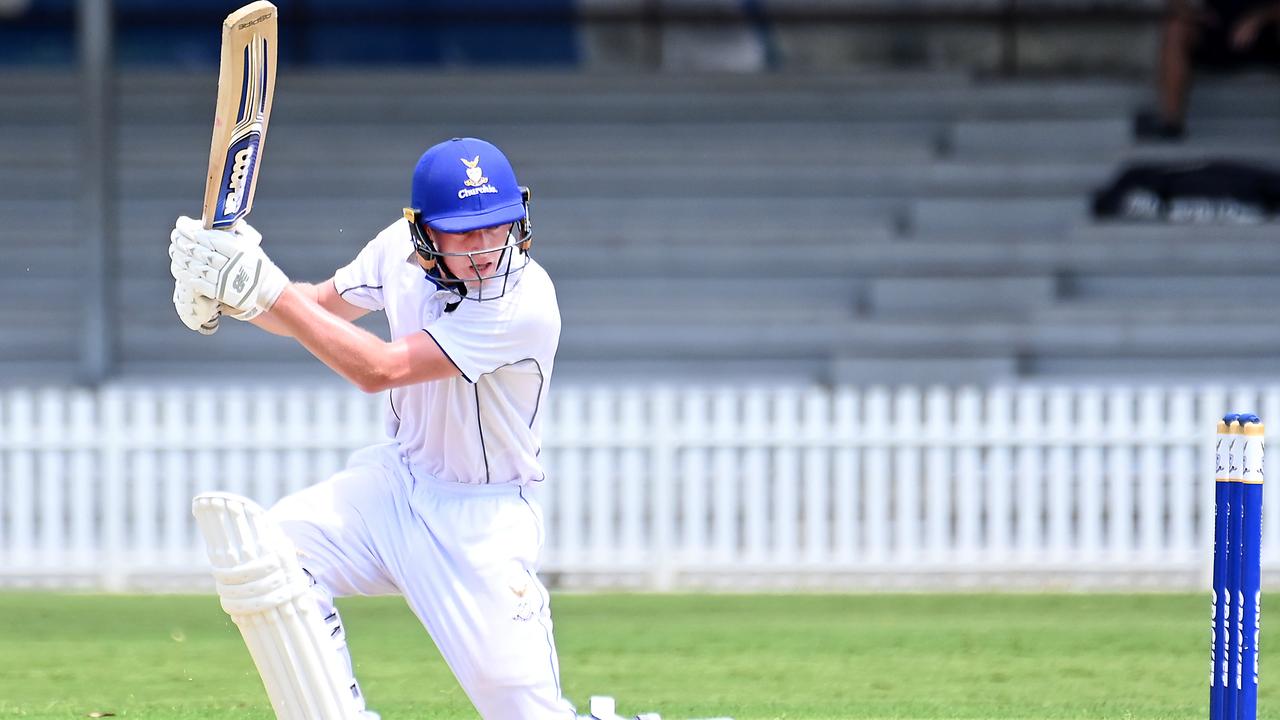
[1138,387,1166,563]
[101,386,126,590]
[588,388,615,568]
[833,387,860,565]
[680,388,710,567]
[956,387,982,565]
[161,388,189,568]
[556,386,585,571]
[894,387,921,564]
[742,387,769,566]
[619,388,645,566]
[864,387,890,565]
[711,388,739,566]
[9,389,35,573]
[651,386,677,589]
[69,390,96,569]
[1106,387,1135,562]
[1047,387,1073,564]
[924,386,951,564]
[802,388,830,566]
[987,387,1013,563]
[38,389,66,571]
[772,387,799,566]
[1014,386,1043,563]
[1168,387,1196,570]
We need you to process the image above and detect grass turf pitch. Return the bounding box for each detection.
[0,592,1256,719]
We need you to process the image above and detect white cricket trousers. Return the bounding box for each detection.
[268,442,575,720]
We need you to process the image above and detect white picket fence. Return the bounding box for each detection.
[2,382,1279,591]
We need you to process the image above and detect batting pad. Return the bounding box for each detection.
[193,492,363,720]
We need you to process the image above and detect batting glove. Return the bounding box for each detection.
[169,216,288,322]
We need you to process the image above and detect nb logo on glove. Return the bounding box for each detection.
[233,268,250,293]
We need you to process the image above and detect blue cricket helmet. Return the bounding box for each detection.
[403,137,533,304]
[411,137,526,233]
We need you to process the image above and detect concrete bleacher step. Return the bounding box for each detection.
[1187,78,1280,117]
[947,118,1131,157]
[0,200,78,237]
[559,315,1280,358]
[0,326,79,362]
[1035,299,1280,323]
[3,72,1154,125]
[1181,117,1280,141]
[112,161,1111,203]
[15,72,1272,127]
[112,196,898,242]
[1068,222,1280,243]
[1028,355,1280,378]
[552,357,827,384]
[1126,143,1280,164]
[556,278,860,322]
[867,276,1058,316]
[0,132,75,164]
[116,315,387,366]
[830,356,1020,383]
[910,197,1089,234]
[112,121,937,167]
[1062,274,1280,300]
[113,78,1137,126]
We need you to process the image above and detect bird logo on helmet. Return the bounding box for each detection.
[402,138,533,306]
[461,156,488,188]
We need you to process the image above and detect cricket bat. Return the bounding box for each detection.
[202,0,277,231]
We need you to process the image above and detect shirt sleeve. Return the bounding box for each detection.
[332,232,389,311]
[426,293,560,383]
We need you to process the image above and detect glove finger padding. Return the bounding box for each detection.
[173,279,221,335]
[175,215,262,250]
[173,265,219,300]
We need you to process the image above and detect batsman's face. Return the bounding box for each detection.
[429,223,513,282]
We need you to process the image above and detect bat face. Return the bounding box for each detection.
[202,1,277,231]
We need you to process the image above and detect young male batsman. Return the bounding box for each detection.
[170,138,586,719]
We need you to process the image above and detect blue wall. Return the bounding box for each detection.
[0,0,580,66]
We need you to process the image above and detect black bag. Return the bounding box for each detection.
[1091,160,1280,223]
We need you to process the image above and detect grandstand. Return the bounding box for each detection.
[3,69,1279,385]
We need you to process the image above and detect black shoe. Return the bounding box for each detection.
[1133,109,1186,141]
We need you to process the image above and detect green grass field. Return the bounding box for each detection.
[0,592,1261,719]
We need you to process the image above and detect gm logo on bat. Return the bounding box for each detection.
[217,134,260,225]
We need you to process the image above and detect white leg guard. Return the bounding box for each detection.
[193,492,365,720]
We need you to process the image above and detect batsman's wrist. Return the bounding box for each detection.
[256,263,289,312]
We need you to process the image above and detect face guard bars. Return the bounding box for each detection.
[403,186,533,303]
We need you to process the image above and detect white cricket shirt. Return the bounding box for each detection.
[332,219,560,486]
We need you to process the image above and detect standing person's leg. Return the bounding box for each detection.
[195,443,409,718]
[1138,0,1201,139]
[379,471,576,720]
[266,444,412,713]
[1158,7,1196,127]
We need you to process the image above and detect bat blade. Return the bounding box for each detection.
[202,0,278,231]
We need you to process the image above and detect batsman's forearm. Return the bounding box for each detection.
[266,286,408,393]
[251,282,321,336]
